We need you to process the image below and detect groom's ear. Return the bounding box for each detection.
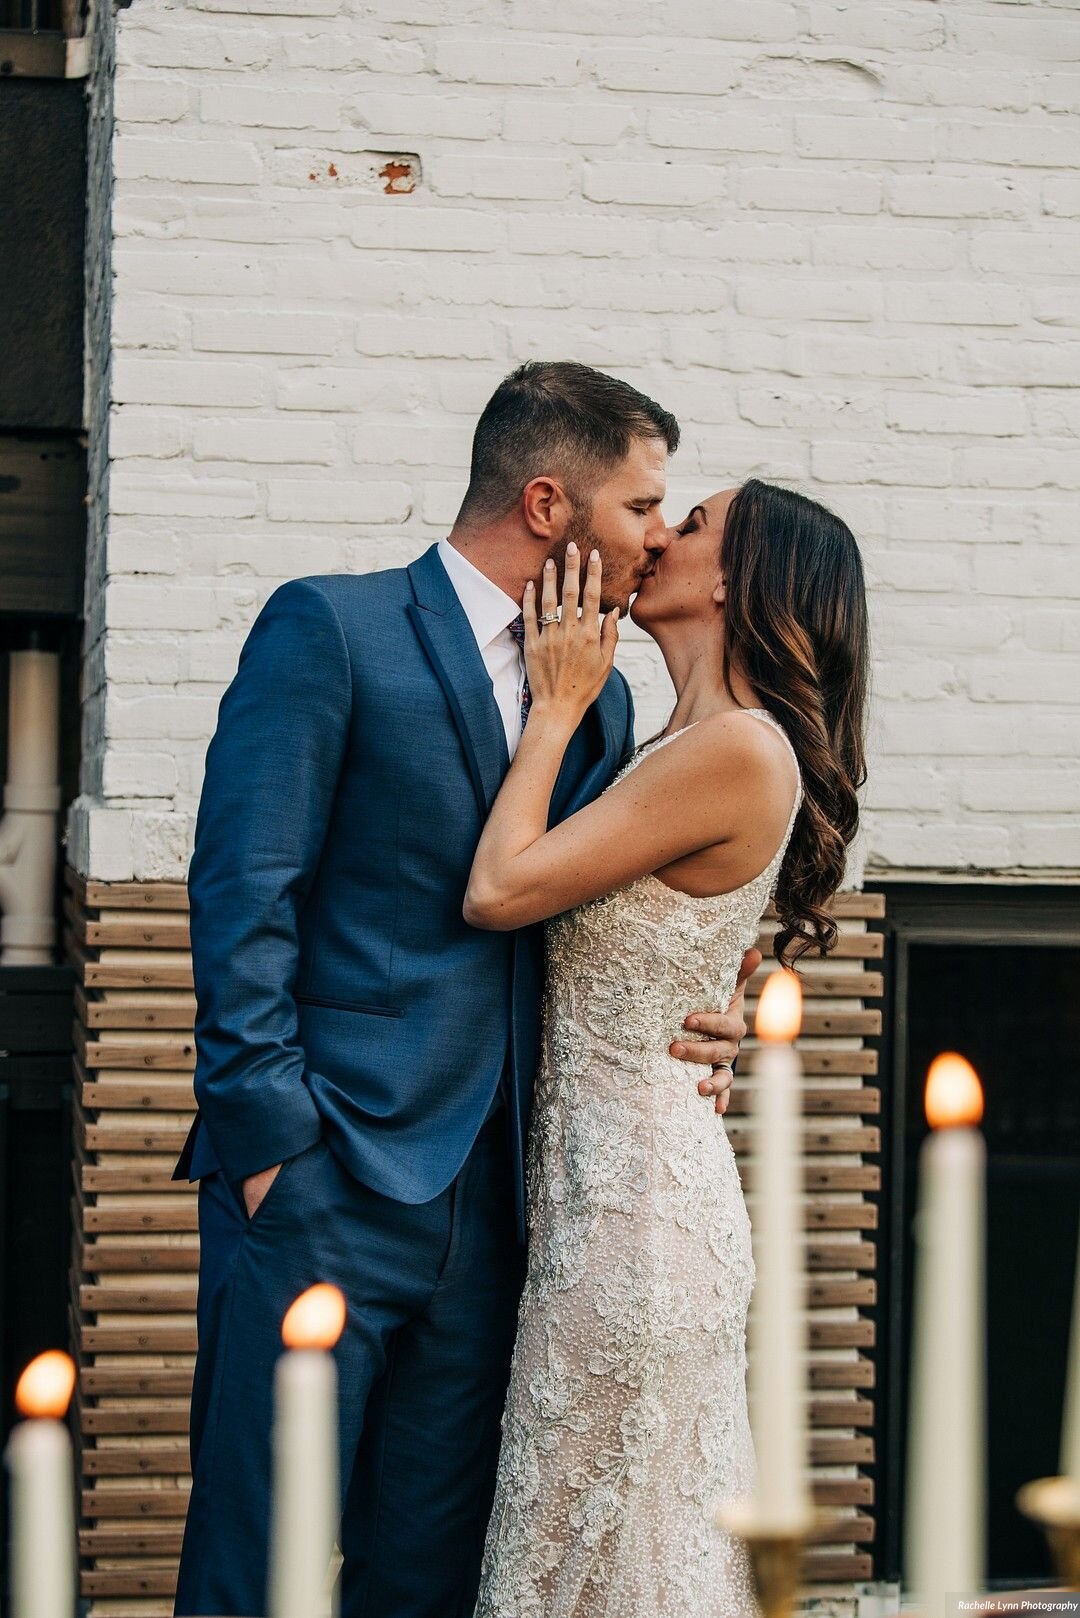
[522,474,570,538]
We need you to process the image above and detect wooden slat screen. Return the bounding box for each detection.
[66,868,884,1613]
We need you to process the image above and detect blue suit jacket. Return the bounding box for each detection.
[172,543,635,1237]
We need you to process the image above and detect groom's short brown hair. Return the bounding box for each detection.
[456,361,680,527]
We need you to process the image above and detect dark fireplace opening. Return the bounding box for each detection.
[874,885,1080,1592]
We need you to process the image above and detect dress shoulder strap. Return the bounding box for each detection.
[741,707,803,813]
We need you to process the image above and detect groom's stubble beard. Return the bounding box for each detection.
[557,499,640,616]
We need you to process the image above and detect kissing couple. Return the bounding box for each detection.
[172,360,869,1618]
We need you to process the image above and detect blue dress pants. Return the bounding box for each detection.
[173,1111,524,1618]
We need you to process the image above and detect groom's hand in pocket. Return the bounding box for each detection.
[242,1160,283,1220]
[670,947,762,1115]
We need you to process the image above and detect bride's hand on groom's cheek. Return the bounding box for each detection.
[669,947,763,1116]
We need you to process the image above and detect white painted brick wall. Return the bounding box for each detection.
[69,0,1080,883]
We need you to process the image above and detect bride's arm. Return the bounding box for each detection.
[464,548,770,932]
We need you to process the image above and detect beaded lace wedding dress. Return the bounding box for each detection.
[473,709,803,1618]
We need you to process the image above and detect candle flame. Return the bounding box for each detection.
[15,1351,76,1419]
[925,1052,984,1130]
[282,1283,347,1350]
[755,968,803,1043]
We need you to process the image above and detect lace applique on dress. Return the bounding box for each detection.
[474,711,803,1618]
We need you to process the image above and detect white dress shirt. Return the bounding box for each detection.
[437,537,527,761]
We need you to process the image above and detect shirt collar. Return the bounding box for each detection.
[437,537,522,652]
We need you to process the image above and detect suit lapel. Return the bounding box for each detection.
[551,672,628,823]
[406,545,509,818]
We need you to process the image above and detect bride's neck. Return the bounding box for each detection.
[651,621,761,730]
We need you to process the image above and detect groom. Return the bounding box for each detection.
[171,361,756,1618]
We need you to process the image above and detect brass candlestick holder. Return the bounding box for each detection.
[1015,1474,1080,1592]
[713,1499,818,1618]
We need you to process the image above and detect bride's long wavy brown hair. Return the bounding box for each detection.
[720,480,869,968]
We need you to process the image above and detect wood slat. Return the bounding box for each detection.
[810,1436,874,1465]
[83,1489,190,1520]
[726,1125,880,1154]
[81,1079,196,1111]
[81,1407,192,1436]
[726,1086,880,1117]
[749,969,883,999]
[83,1446,191,1477]
[82,1244,199,1275]
[812,1477,874,1507]
[77,986,196,1030]
[802,1552,873,1580]
[764,893,884,920]
[81,1569,179,1599]
[78,1528,185,1557]
[810,1357,875,1389]
[67,871,191,913]
[81,1284,197,1313]
[736,1048,878,1077]
[80,1369,195,1399]
[811,1396,873,1427]
[806,1240,876,1271]
[82,1123,192,1155]
[755,929,884,959]
[77,1030,196,1071]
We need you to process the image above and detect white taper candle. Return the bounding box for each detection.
[270,1284,346,1618]
[749,969,811,1533]
[905,1053,986,1618]
[4,1351,77,1618]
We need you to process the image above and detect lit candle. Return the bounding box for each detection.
[905,1053,986,1618]
[4,1350,77,1618]
[748,968,811,1532]
[270,1283,347,1618]
[1060,1240,1080,1483]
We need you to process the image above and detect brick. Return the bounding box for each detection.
[972,231,1080,277]
[647,109,788,154]
[946,118,1079,168]
[970,660,1080,703]
[885,391,1026,437]
[888,174,1029,220]
[113,78,191,121]
[106,582,222,632]
[867,819,1013,872]
[350,207,504,252]
[111,303,185,350]
[114,136,262,185]
[812,226,956,271]
[508,214,654,258]
[281,34,425,73]
[431,155,575,201]
[192,417,334,464]
[1015,824,1080,869]
[736,279,877,323]
[350,92,499,141]
[807,3,946,50]
[738,384,881,434]
[590,44,741,95]
[113,356,267,408]
[659,220,807,264]
[885,282,1023,328]
[502,100,637,147]
[955,445,1080,491]
[109,471,258,519]
[880,707,1016,754]
[108,410,186,460]
[434,38,579,86]
[102,751,179,798]
[116,23,272,70]
[789,333,939,381]
[950,339,1080,388]
[192,309,340,354]
[866,767,949,813]
[973,548,1080,599]
[737,167,882,215]
[113,249,266,297]
[871,659,957,702]
[353,315,495,359]
[276,367,431,413]
[583,162,724,208]
[200,85,342,129]
[869,550,964,593]
[795,116,937,163]
[812,439,952,488]
[266,479,412,523]
[949,13,1080,62]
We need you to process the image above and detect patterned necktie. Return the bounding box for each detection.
[506,613,531,731]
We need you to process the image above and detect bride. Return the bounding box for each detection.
[465,479,869,1618]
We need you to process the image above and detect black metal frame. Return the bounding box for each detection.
[867,880,1080,1588]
